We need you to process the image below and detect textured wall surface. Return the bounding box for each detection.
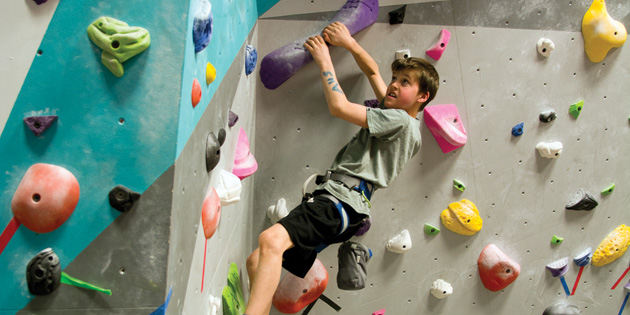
[255,0,630,314]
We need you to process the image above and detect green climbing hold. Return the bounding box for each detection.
[453,179,466,192]
[551,235,564,245]
[87,17,151,77]
[601,183,616,195]
[424,223,440,236]
[569,100,584,119]
[222,263,245,315]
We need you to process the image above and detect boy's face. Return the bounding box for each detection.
[384,69,428,114]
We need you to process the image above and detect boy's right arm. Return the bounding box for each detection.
[323,22,387,102]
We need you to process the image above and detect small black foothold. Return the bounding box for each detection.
[389,5,406,25]
[566,188,598,211]
[26,248,61,295]
[539,110,557,123]
[109,185,141,212]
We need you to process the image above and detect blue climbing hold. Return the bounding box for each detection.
[245,45,257,75]
[193,0,213,53]
[511,122,524,137]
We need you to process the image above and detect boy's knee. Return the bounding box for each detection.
[258,226,290,255]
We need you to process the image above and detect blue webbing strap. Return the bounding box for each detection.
[315,194,348,253]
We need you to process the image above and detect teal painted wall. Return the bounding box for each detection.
[0,0,188,312]
[175,0,259,156]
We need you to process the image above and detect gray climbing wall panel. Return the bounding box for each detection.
[254,0,630,314]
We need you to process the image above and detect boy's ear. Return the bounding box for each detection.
[416,91,429,104]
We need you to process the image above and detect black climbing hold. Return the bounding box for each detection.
[23,115,58,136]
[109,185,141,212]
[389,5,406,25]
[539,110,557,123]
[228,110,239,127]
[26,248,61,295]
[364,99,379,108]
[206,128,226,172]
[566,188,598,211]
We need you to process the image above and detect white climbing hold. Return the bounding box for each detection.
[537,38,555,57]
[395,49,411,60]
[536,141,563,159]
[430,279,453,299]
[386,229,412,253]
[208,294,221,315]
[267,198,289,224]
[216,170,242,206]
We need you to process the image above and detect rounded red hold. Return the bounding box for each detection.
[273,259,328,314]
[477,244,520,292]
[192,78,202,107]
[202,186,221,239]
[11,163,80,233]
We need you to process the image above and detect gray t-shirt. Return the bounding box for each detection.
[317,103,422,216]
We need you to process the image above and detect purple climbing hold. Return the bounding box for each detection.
[245,45,258,76]
[364,99,379,108]
[23,115,58,136]
[33,0,48,4]
[259,0,379,90]
[229,110,239,127]
[354,217,372,236]
[193,0,213,53]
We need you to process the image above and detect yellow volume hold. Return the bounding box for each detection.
[581,0,627,63]
[440,199,482,236]
[592,224,630,267]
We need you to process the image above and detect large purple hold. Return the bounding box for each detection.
[260,0,379,90]
[23,115,58,136]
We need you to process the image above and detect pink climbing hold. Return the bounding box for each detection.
[372,309,386,315]
[477,244,520,292]
[273,259,329,314]
[426,29,451,61]
[423,104,467,153]
[233,127,258,180]
[201,186,221,239]
[192,78,202,108]
[11,163,80,234]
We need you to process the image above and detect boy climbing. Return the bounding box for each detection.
[244,22,439,315]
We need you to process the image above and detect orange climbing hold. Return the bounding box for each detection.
[192,78,202,107]
[201,187,221,239]
[11,163,80,234]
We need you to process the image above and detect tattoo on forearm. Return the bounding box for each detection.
[322,71,343,94]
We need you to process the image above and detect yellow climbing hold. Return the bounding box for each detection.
[440,199,482,236]
[581,0,627,63]
[206,62,217,85]
[592,224,630,267]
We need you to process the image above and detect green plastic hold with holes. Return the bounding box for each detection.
[87,17,151,77]
[551,235,564,245]
[601,183,615,195]
[453,179,466,192]
[569,100,584,119]
[424,223,440,236]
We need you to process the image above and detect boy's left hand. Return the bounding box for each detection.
[304,36,332,67]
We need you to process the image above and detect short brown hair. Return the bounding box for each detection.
[391,57,439,111]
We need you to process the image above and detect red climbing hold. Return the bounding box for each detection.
[201,187,221,239]
[477,244,520,292]
[192,78,202,108]
[273,259,328,314]
[11,163,80,233]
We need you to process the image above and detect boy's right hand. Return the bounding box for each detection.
[322,22,356,49]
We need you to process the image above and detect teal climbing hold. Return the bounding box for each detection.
[424,223,440,236]
[569,100,583,119]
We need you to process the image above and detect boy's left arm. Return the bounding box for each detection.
[304,36,368,128]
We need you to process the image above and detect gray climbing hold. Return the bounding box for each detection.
[26,248,61,295]
[566,189,598,210]
[23,115,58,136]
[542,302,580,315]
[206,128,226,172]
[108,185,141,212]
[388,5,406,25]
[539,110,557,123]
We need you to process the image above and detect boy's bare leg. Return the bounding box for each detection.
[245,223,294,315]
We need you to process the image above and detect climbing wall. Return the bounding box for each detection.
[254,0,630,314]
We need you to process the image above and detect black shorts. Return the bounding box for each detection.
[278,192,367,278]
